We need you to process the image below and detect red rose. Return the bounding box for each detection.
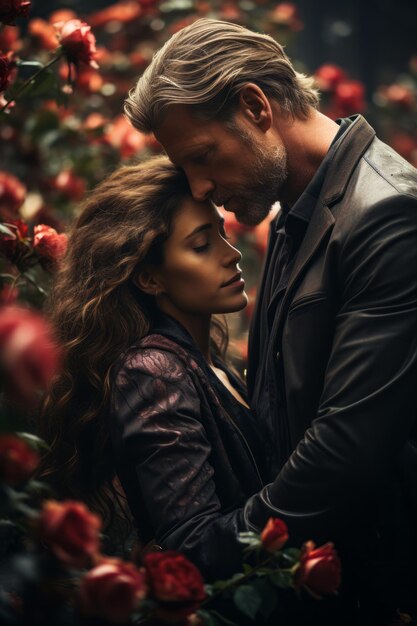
[382,84,415,109]
[0,305,61,405]
[315,64,346,92]
[0,24,22,52]
[0,171,26,219]
[0,0,31,25]
[39,500,101,569]
[52,170,86,201]
[294,541,341,597]
[55,19,98,69]
[0,434,39,487]
[79,557,148,623]
[145,551,206,618]
[88,1,142,28]
[260,517,289,552]
[269,3,304,32]
[104,115,147,158]
[33,224,67,270]
[28,18,59,51]
[334,79,366,115]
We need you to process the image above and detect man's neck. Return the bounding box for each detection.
[275,109,340,208]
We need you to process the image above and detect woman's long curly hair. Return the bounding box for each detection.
[37,155,229,530]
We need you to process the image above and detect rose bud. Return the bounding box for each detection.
[0,171,26,220]
[38,500,101,569]
[33,224,67,271]
[0,434,39,487]
[294,540,341,598]
[79,557,148,623]
[145,551,206,619]
[55,19,98,69]
[0,305,61,405]
[260,517,289,552]
[0,0,31,26]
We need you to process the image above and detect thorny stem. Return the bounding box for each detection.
[201,554,280,607]
[0,53,63,113]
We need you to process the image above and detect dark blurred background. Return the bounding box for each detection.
[30,0,417,95]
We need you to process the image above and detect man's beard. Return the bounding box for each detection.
[227,125,288,227]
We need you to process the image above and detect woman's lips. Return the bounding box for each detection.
[221,272,244,288]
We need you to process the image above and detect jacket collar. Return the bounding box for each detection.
[269,115,376,337]
[321,114,376,207]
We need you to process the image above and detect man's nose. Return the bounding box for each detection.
[189,176,214,202]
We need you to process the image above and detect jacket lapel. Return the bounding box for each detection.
[268,115,376,343]
[268,203,334,335]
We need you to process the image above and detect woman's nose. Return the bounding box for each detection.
[223,240,242,266]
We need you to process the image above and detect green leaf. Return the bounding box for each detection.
[233,585,262,619]
[0,223,16,237]
[252,578,278,619]
[269,569,293,589]
[16,61,45,69]
[16,432,50,451]
[196,610,223,626]
[282,547,301,565]
[19,70,59,99]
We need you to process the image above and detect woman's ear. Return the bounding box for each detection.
[134,268,164,296]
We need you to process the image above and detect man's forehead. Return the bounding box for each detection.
[155,107,214,162]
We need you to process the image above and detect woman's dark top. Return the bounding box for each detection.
[110,313,265,580]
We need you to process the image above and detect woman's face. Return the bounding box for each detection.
[151,197,247,319]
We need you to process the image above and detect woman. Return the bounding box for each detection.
[38,156,266,580]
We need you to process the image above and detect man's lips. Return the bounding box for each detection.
[221,272,243,287]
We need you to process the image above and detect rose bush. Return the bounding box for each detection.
[79,557,149,623]
[38,499,101,568]
[260,517,289,552]
[294,540,341,598]
[0,433,39,486]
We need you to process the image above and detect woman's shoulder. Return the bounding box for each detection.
[113,333,199,386]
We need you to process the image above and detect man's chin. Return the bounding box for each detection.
[233,204,272,227]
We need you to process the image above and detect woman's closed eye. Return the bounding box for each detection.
[193,235,210,253]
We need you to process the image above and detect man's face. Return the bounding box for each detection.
[155,105,288,227]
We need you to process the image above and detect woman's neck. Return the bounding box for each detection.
[157,304,212,362]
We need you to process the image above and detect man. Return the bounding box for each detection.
[125,18,417,623]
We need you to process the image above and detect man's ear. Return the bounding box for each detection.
[134,267,165,296]
[238,83,272,132]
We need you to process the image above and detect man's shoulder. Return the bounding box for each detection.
[362,136,417,200]
[330,134,417,230]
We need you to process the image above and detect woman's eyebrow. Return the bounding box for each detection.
[184,223,212,240]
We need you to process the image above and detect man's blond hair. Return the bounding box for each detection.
[124,18,319,132]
